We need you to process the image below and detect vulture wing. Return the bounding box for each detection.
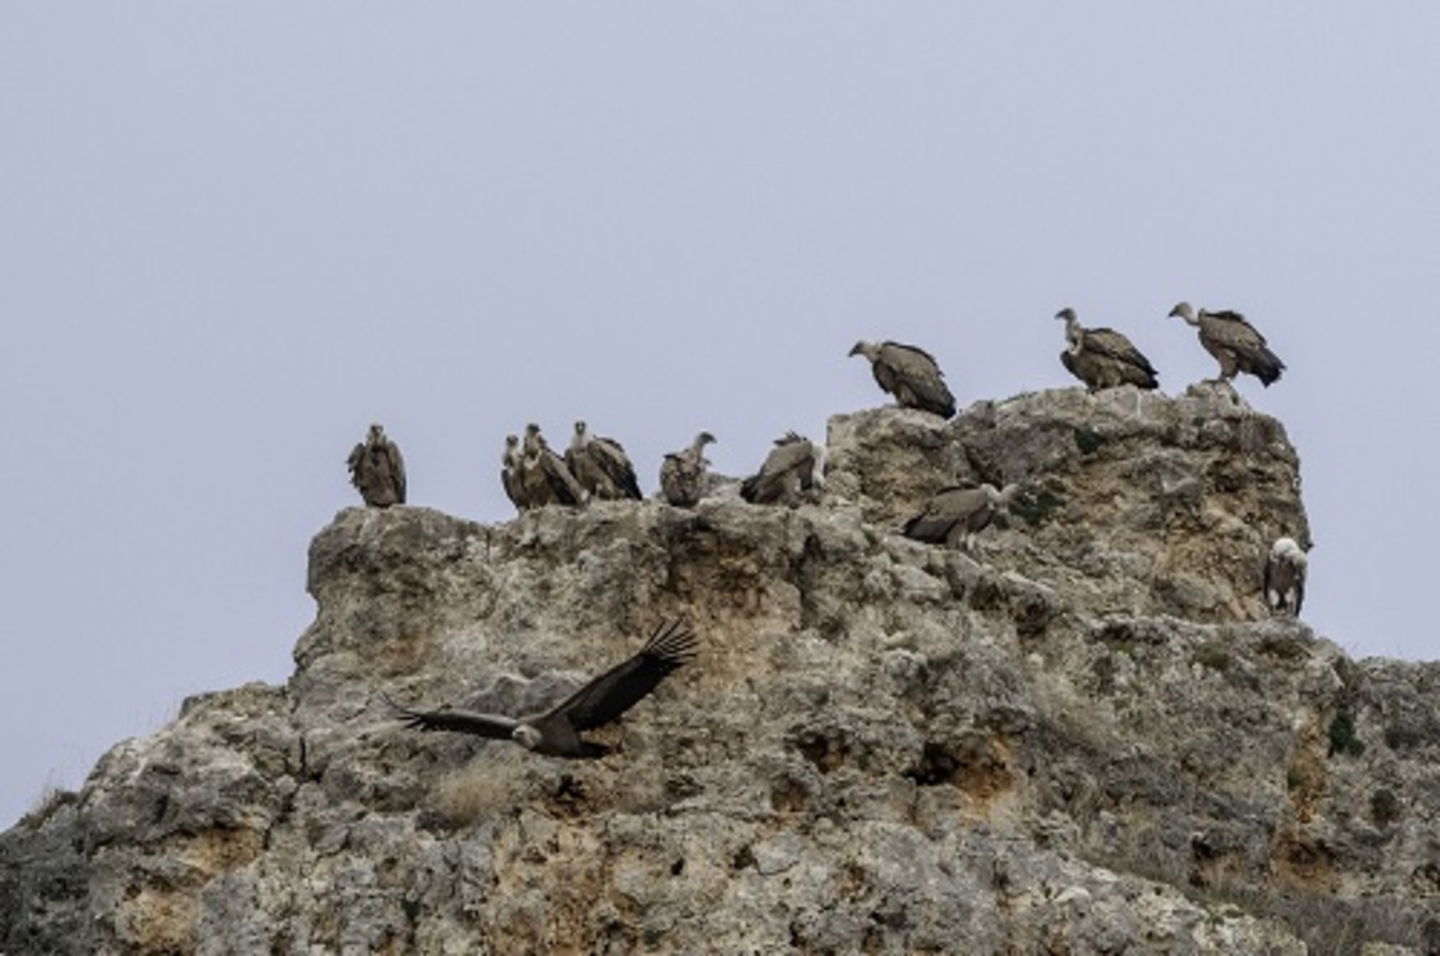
[1085,329,1157,376]
[594,437,643,499]
[547,620,697,731]
[385,695,519,739]
[542,451,587,505]
[902,486,986,542]
[879,342,956,417]
[384,441,407,503]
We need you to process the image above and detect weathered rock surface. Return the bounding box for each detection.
[4,384,1438,955]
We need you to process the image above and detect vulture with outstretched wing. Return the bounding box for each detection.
[387,620,697,758]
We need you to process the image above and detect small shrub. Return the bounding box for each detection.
[1192,642,1232,673]
[1370,788,1401,827]
[1073,426,1105,455]
[1009,488,1064,528]
[1328,709,1365,757]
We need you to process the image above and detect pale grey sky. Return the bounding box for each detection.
[3,4,1437,826]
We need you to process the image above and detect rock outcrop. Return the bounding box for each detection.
[5,384,1439,955]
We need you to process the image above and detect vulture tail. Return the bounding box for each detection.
[1247,347,1286,387]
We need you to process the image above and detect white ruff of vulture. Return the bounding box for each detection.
[388,620,697,759]
[566,420,642,501]
[659,430,716,507]
[1055,308,1159,392]
[1264,537,1308,616]
[347,423,407,508]
[1168,302,1285,387]
[903,483,1019,551]
[519,423,588,508]
[500,434,525,512]
[848,340,957,419]
[740,432,825,507]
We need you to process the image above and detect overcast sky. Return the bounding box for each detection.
[3,4,1437,827]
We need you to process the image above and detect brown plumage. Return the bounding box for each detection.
[849,340,957,418]
[1056,308,1158,391]
[659,431,716,507]
[740,432,824,507]
[387,620,697,759]
[347,423,406,507]
[567,421,642,501]
[520,423,588,508]
[1168,302,1285,386]
[902,483,1019,550]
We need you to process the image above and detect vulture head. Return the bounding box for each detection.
[1271,536,1307,565]
[523,423,543,454]
[368,423,386,443]
[512,725,544,750]
[984,483,1021,507]
[1168,301,1198,324]
[848,341,881,362]
[1054,307,1077,322]
[696,430,716,447]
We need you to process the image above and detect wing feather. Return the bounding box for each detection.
[384,695,519,739]
[547,620,697,731]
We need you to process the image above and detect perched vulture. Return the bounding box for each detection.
[659,431,716,507]
[902,483,1019,551]
[519,423,588,508]
[740,432,825,507]
[500,434,525,511]
[388,620,697,759]
[1264,537,1308,616]
[848,340,957,418]
[566,421,642,500]
[1167,302,1285,386]
[1056,308,1159,392]
[347,423,406,508]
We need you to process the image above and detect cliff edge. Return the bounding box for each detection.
[4,384,1438,955]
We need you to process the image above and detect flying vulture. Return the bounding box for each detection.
[388,620,697,759]
[347,423,406,508]
[520,423,588,508]
[566,421,642,500]
[1167,302,1285,386]
[1056,308,1159,392]
[902,483,1019,551]
[1264,537,1307,616]
[848,340,957,418]
[659,431,716,507]
[501,434,525,511]
[740,432,825,507]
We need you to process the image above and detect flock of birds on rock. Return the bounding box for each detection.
[353,301,1307,759]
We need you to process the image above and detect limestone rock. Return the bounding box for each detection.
[4,386,1437,955]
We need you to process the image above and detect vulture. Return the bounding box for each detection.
[659,431,716,507]
[849,340,957,419]
[519,423,588,508]
[500,434,524,511]
[566,421,642,501]
[388,620,697,759]
[902,483,1019,551]
[1264,537,1308,616]
[347,423,406,508]
[1056,308,1159,392]
[1167,302,1285,386]
[740,432,825,507]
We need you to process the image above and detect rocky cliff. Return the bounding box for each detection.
[5,384,1439,955]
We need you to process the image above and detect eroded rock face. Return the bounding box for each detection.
[4,386,1438,955]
